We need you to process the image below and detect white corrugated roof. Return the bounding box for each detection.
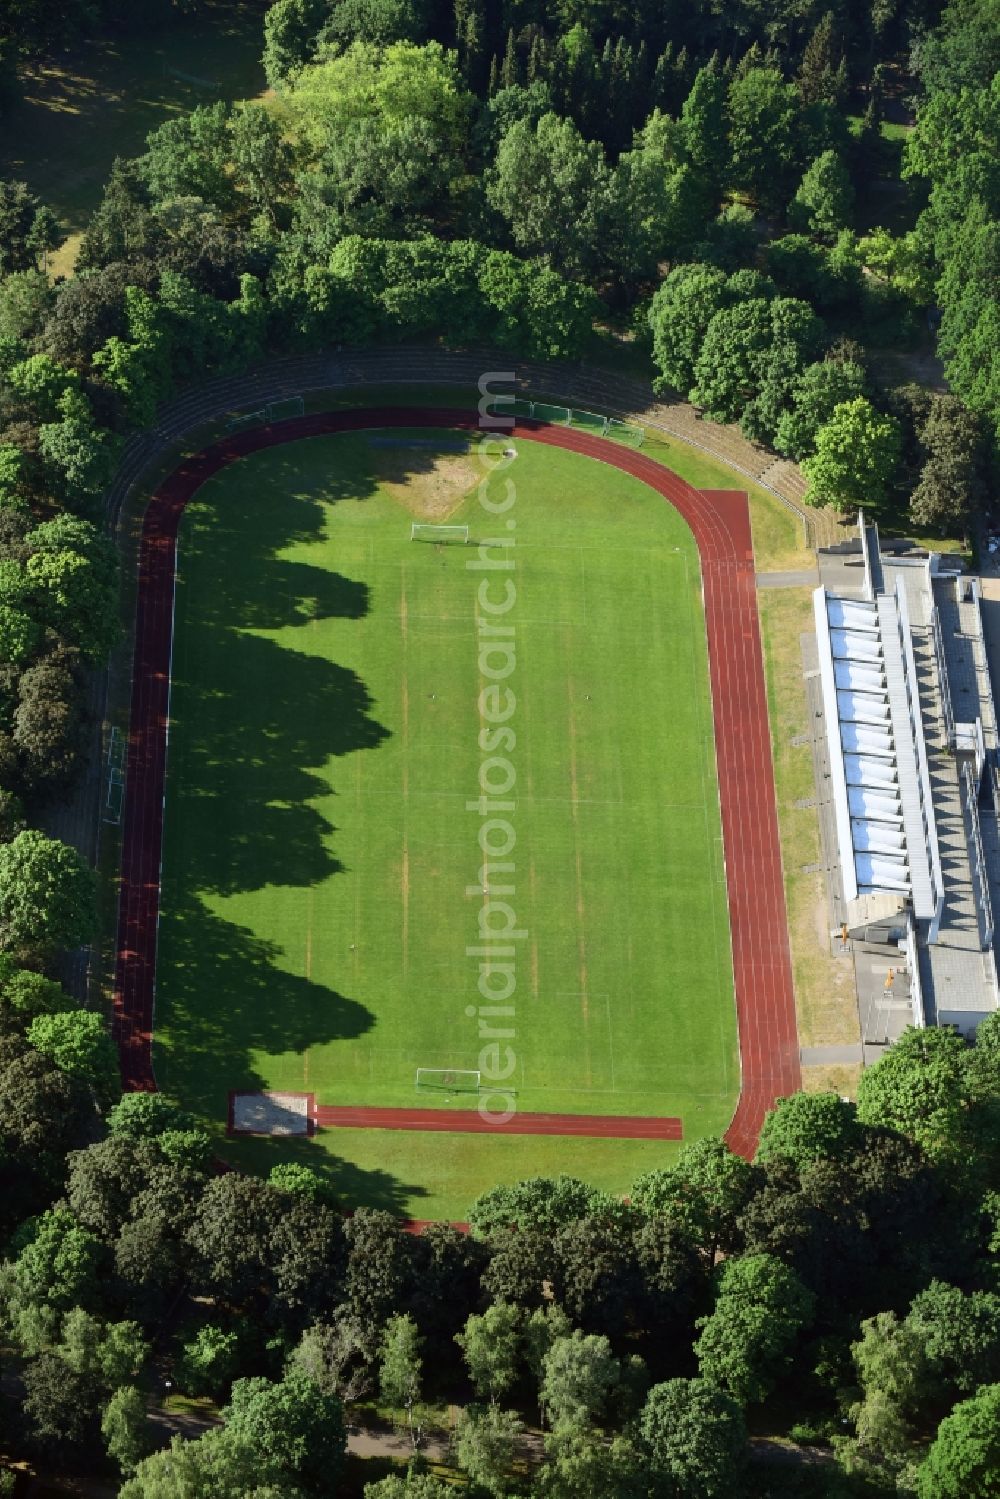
[831,629,882,663]
[851,819,906,853]
[828,598,880,632]
[838,689,889,724]
[855,852,910,891]
[844,754,898,788]
[835,659,885,693]
[841,723,894,758]
[848,785,903,822]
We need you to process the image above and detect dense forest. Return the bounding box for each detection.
[0,0,998,1490]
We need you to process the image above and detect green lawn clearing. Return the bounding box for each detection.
[153,429,738,1220]
[1,0,269,277]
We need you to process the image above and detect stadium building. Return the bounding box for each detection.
[811,516,999,1058]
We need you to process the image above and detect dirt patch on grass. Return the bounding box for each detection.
[801,1062,863,1098]
[375,448,479,521]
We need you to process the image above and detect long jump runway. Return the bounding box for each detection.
[112,407,800,1158]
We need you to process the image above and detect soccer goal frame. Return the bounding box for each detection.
[267,396,305,421]
[415,1068,482,1093]
[226,408,266,433]
[606,418,645,448]
[410,523,470,544]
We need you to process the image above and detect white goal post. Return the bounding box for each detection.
[267,396,305,421]
[410,523,470,544]
[415,1068,482,1093]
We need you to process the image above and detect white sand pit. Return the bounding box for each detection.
[231,1091,312,1135]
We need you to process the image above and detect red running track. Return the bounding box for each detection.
[112,407,800,1157]
[313,1106,683,1139]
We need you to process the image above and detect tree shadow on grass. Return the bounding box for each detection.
[155,890,372,1105]
[227,1133,427,1219]
[168,628,388,897]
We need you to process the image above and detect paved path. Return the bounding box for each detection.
[757,569,819,588]
[112,410,799,1160]
[799,1044,865,1065]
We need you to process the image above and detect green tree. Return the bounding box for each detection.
[120,1427,290,1498]
[535,1429,647,1499]
[639,1377,746,1497]
[909,394,986,531]
[27,1010,119,1105]
[364,1474,453,1498]
[694,1253,815,1405]
[855,1024,972,1162]
[917,1384,1000,1498]
[646,263,730,395]
[454,1404,523,1497]
[230,102,293,218]
[604,126,704,287]
[60,1308,148,1386]
[186,1174,287,1303]
[107,1091,197,1139]
[344,1207,411,1323]
[0,182,48,275]
[76,159,157,271]
[843,1310,931,1472]
[0,269,54,341]
[679,64,728,200]
[139,102,234,210]
[773,357,867,459]
[379,1314,423,1445]
[263,0,328,88]
[223,1369,346,1494]
[12,1207,102,1316]
[540,1331,623,1431]
[756,1091,861,1170]
[38,388,118,513]
[102,1386,151,1476]
[906,1281,1000,1397]
[802,397,901,511]
[0,830,96,956]
[790,150,854,237]
[22,1351,97,1452]
[632,1138,755,1262]
[14,646,84,791]
[25,513,119,661]
[487,111,607,277]
[456,1301,521,1401]
[726,67,803,211]
[268,1162,336,1205]
[469,1174,601,1238]
[178,1323,242,1398]
[691,296,823,425]
[0,965,70,1018]
[482,1226,558,1310]
[5,352,80,421]
[796,12,847,107]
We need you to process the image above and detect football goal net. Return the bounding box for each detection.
[267,396,305,421]
[415,1068,482,1093]
[163,62,220,92]
[226,408,266,433]
[411,523,470,544]
[606,418,645,447]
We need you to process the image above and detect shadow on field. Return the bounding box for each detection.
[227,1133,426,1218]
[171,630,386,897]
[173,464,391,899]
[154,893,374,1103]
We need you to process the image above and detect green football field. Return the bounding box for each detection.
[154,429,739,1220]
